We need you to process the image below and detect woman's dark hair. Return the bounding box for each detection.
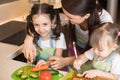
[61,0,102,51]
[26,3,61,48]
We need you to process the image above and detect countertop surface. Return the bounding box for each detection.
[0,42,26,80]
[0,17,26,80]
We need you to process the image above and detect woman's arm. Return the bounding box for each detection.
[54,48,63,57]
[22,35,36,63]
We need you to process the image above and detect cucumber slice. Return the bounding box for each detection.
[16,72,22,76]
[21,74,28,79]
[30,74,38,78]
[25,78,30,80]
[18,70,23,73]
[16,70,23,76]
[76,73,83,78]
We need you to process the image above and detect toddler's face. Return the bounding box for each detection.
[32,14,52,39]
[93,47,112,59]
[93,43,116,59]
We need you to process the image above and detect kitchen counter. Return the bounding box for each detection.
[0,42,26,80]
[0,42,68,80]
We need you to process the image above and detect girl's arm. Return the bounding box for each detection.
[73,48,94,70]
[48,33,68,69]
[54,33,67,57]
[73,54,89,70]
[99,72,119,79]
[54,48,63,57]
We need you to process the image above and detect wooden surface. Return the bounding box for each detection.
[72,72,113,80]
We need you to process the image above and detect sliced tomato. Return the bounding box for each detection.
[40,71,52,80]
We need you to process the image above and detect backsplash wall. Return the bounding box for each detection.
[0,0,31,23]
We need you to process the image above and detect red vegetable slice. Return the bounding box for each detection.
[40,71,52,80]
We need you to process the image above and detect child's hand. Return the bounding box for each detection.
[35,60,47,67]
[73,59,82,70]
[83,70,103,78]
[49,56,66,70]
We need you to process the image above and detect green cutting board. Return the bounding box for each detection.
[11,65,64,80]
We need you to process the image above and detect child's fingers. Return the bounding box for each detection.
[82,71,87,76]
[50,63,59,70]
[83,71,93,78]
[73,59,80,70]
[36,60,47,67]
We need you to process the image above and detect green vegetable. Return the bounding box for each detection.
[30,73,38,78]
[76,73,83,78]
[49,70,59,75]
[18,70,23,73]
[64,71,74,80]
[16,70,23,76]
[25,78,30,80]
[21,74,28,79]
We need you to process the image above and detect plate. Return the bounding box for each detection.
[11,65,64,80]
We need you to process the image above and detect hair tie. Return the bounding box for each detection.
[118,32,120,36]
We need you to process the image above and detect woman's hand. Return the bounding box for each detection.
[48,56,66,70]
[35,60,47,67]
[22,35,36,63]
[83,70,103,78]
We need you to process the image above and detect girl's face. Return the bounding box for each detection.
[62,8,90,25]
[32,14,52,40]
[93,42,117,59]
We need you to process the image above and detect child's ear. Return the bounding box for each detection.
[51,17,56,29]
[51,23,56,29]
[112,44,118,50]
[51,20,55,29]
[84,13,90,19]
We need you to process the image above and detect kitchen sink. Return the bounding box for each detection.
[12,49,37,64]
[13,52,27,63]
[12,49,27,63]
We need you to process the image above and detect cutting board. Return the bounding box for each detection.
[11,65,64,80]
